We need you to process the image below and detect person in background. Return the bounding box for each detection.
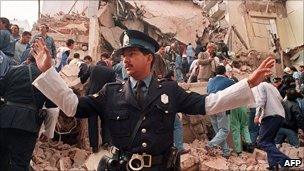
[164,70,190,155]
[86,62,116,152]
[11,24,20,41]
[206,65,235,158]
[230,106,254,155]
[197,43,219,82]
[31,24,56,59]
[55,39,75,72]
[279,75,295,98]
[68,53,81,65]
[174,49,184,83]
[13,31,31,64]
[253,77,291,170]
[272,77,283,90]
[78,55,93,84]
[275,88,301,147]
[0,17,15,60]
[153,48,168,79]
[96,52,112,68]
[298,65,304,87]
[186,43,195,66]
[194,40,203,57]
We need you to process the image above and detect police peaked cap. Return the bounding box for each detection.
[115,30,160,56]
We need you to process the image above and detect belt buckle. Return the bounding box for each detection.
[142,153,152,167]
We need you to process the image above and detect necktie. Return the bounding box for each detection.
[135,80,145,108]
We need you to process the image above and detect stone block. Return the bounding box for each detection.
[73,149,88,167]
[253,149,267,161]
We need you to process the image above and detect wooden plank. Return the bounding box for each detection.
[232,26,249,50]
[224,26,232,44]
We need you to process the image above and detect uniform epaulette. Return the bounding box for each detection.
[107,81,123,86]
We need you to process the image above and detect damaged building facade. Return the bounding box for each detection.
[194,0,303,70]
[37,0,303,70]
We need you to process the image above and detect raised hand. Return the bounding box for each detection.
[247,55,275,88]
[30,38,52,72]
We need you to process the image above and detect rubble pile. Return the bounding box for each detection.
[181,140,304,171]
[36,12,89,36]
[33,12,89,49]
[31,141,90,171]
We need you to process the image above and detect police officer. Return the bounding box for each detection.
[0,54,54,170]
[32,30,275,171]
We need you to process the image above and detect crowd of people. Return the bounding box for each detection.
[0,16,302,171]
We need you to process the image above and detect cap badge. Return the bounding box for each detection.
[123,34,130,46]
[161,94,169,104]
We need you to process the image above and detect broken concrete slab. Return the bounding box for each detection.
[73,149,88,167]
[253,148,267,161]
[97,3,115,27]
[202,157,229,170]
[100,26,124,49]
[58,157,72,171]
[126,0,210,45]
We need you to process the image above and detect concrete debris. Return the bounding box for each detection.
[33,11,89,50]
[31,141,90,171]
[37,12,89,36]
[100,26,124,49]
[97,3,115,28]
[253,149,267,161]
[202,157,229,170]
[181,140,304,170]
[127,0,210,45]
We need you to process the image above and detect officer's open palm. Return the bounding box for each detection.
[31,38,52,72]
[247,56,275,88]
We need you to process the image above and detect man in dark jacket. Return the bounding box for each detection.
[86,63,116,152]
[275,88,301,147]
[0,55,54,170]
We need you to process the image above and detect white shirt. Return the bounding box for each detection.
[252,82,285,119]
[32,67,255,117]
[13,41,28,63]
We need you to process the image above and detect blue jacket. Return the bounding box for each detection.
[207,75,235,94]
[0,30,14,57]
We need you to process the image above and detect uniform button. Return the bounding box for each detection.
[143,117,146,120]
[142,142,147,148]
[165,110,169,114]
[141,128,147,133]
[116,116,120,120]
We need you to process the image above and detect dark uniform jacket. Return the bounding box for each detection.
[0,63,52,133]
[85,65,116,95]
[76,76,206,156]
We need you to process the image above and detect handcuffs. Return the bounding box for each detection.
[128,153,152,171]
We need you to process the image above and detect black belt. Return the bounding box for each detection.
[6,101,37,111]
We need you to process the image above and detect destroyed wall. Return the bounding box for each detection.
[277,0,304,50]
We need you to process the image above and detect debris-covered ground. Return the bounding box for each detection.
[181,140,304,171]
[30,141,90,171]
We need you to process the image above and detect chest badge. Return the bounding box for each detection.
[161,94,169,104]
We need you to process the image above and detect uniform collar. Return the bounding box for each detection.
[130,74,153,89]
